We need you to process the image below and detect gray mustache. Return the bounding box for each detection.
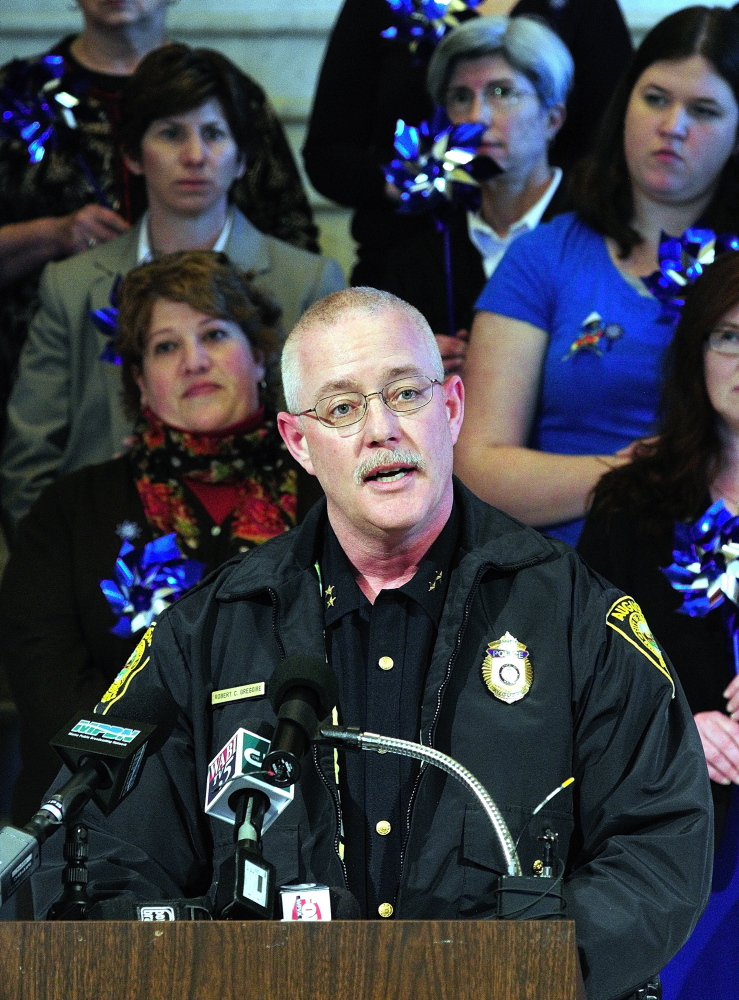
[354,449,426,486]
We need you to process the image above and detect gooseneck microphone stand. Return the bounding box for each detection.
[319,725,522,877]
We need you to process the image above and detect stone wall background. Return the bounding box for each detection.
[1,0,735,277]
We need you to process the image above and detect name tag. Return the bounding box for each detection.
[211,682,266,706]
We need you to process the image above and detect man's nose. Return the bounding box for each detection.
[362,392,401,443]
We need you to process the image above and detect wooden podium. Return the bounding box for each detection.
[0,919,585,1000]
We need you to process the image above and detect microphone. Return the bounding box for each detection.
[264,655,338,787]
[206,723,293,920]
[279,884,361,921]
[319,723,522,877]
[0,686,177,907]
[204,724,293,832]
[86,895,212,921]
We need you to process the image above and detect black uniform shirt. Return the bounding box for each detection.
[320,506,459,917]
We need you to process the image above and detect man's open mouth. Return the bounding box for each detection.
[364,465,416,483]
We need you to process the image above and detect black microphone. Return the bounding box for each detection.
[204,722,293,832]
[86,895,212,921]
[279,883,361,920]
[206,722,291,921]
[263,655,338,787]
[0,686,177,907]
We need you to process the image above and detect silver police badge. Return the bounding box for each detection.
[482,631,532,703]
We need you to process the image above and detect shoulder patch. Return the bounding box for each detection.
[98,623,156,714]
[606,597,674,696]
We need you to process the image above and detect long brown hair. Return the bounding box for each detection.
[590,251,739,524]
[571,6,739,259]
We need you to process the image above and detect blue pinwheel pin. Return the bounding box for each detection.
[0,55,111,205]
[90,274,122,364]
[100,533,205,637]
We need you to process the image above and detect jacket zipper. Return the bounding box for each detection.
[397,554,542,898]
[268,588,286,660]
[313,742,349,887]
[269,588,348,888]
[395,564,486,901]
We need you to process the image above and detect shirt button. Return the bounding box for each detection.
[211,526,221,536]
[378,902,394,918]
[375,820,391,836]
[378,656,394,671]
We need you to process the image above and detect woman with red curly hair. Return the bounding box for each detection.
[0,250,320,824]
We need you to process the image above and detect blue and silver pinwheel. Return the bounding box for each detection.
[90,274,122,364]
[100,533,205,637]
[384,114,493,214]
[382,0,483,47]
[643,228,739,324]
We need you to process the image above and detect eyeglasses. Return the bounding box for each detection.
[296,375,441,428]
[445,83,537,116]
[707,328,739,355]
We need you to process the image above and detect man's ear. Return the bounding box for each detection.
[124,153,144,177]
[277,412,316,476]
[443,373,465,446]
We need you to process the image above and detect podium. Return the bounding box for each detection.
[0,919,585,999]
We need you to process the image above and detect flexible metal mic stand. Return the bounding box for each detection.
[319,725,522,876]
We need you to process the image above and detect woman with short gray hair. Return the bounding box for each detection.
[385,15,572,373]
[303,0,632,290]
[426,14,573,113]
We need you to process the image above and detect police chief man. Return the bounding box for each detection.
[32,288,711,1000]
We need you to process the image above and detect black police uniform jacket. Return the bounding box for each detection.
[32,480,712,1000]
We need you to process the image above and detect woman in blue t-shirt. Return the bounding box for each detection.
[455,5,739,546]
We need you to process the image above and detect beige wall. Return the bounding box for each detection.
[1,1,736,278]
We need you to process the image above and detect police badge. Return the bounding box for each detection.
[482,631,532,703]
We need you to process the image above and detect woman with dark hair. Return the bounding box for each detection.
[0,0,317,444]
[0,42,344,534]
[456,5,739,546]
[0,250,322,825]
[578,250,739,1000]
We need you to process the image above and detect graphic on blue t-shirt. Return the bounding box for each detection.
[562,312,624,361]
[475,211,678,545]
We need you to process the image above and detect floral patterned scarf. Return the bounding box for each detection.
[129,408,297,554]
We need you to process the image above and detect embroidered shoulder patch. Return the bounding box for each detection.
[606,597,674,695]
[98,623,156,714]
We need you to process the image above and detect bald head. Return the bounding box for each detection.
[281,287,444,413]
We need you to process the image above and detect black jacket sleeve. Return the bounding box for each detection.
[565,562,712,1000]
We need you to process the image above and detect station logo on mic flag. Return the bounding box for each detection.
[205,728,294,830]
